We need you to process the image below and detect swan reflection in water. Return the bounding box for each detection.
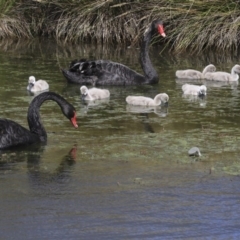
[176,78,239,90]
[126,104,168,117]
[0,144,77,191]
[203,79,239,89]
[182,94,207,107]
[175,78,203,85]
[81,98,110,114]
[126,105,168,133]
[27,145,77,187]
[0,143,44,171]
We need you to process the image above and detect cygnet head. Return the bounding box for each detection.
[208,64,216,72]
[28,76,36,84]
[27,76,36,91]
[199,85,207,96]
[233,64,240,74]
[80,85,89,96]
[158,93,169,106]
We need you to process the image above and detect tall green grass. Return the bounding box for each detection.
[1,0,240,53]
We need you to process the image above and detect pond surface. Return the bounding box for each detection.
[1,39,240,239]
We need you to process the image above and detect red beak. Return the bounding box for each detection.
[157,24,166,37]
[71,111,78,128]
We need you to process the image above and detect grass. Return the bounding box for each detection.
[0,0,240,53]
[0,0,31,39]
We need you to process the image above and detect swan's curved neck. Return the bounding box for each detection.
[153,95,162,105]
[27,92,68,141]
[231,67,239,81]
[202,66,210,75]
[140,25,158,84]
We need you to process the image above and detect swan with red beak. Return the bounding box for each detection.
[62,19,166,85]
[0,92,78,149]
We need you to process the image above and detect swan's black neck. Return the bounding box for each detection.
[140,23,159,84]
[27,92,69,141]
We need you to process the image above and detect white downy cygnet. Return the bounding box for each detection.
[27,76,49,93]
[80,85,110,100]
[126,93,169,106]
[182,84,207,96]
[204,64,240,82]
[176,64,216,79]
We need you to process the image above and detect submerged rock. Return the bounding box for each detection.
[188,147,201,157]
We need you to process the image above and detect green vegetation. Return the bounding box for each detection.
[1,0,240,53]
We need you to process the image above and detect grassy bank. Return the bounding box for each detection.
[1,0,240,53]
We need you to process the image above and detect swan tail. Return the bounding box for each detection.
[69,58,88,71]
[63,59,146,85]
[62,68,98,85]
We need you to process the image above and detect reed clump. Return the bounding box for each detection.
[0,0,31,39]
[1,0,240,53]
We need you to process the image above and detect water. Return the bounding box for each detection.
[1,39,240,239]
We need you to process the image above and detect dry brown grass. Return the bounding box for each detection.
[0,0,31,39]
[1,0,240,53]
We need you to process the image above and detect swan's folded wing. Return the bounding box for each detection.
[204,71,231,81]
[0,119,38,149]
[182,84,201,95]
[62,59,146,86]
[94,60,145,85]
[176,70,203,79]
[62,68,98,85]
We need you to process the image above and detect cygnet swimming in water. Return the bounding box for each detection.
[27,76,49,93]
[80,85,110,100]
[126,93,169,106]
[176,64,216,79]
[182,84,207,96]
[204,64,240,82]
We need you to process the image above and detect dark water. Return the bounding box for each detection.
[1,39,240,239]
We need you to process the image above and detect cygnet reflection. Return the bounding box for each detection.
[81,98,110,114]
[126,104,168,117]
[203,79,239,89]
[182,94,207,107]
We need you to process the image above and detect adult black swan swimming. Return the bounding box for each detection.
[0,92,78,150]
[61,19,166,86]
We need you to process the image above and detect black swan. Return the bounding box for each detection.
[61,19,166,86]
[0,92,78,150]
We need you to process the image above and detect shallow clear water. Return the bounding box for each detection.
[1,39,240,239]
